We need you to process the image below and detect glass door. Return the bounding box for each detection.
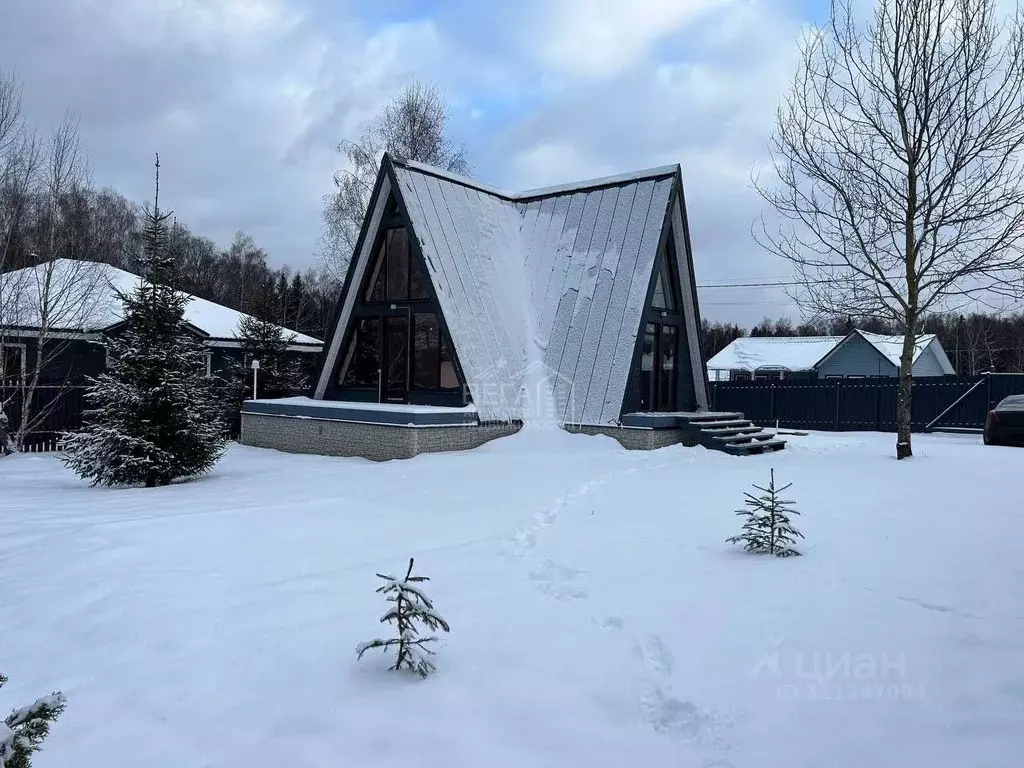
[639,322,678,412]
[383,315,409,402]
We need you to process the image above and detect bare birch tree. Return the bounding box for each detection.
[321,80,469,279]
[0,70,40,428]
[1,104,105,449]
[756,0,1024,458]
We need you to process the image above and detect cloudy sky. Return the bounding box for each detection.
[1,0,821,325]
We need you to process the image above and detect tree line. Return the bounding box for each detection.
[2,179,341,341]
[1,71,340,344]
[702,312,1024,376]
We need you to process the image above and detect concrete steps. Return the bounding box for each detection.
[675,411,787,456]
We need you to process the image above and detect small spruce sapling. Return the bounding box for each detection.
[0,673,67,768]
[356,558,450,678]
[727,468,804,557]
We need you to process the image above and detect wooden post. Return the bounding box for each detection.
[834,379,842,431]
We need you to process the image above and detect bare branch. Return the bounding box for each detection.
[755,0,1024,458]
[321,80,470,279]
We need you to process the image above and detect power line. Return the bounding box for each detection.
[698,281,800,289]
[702,299,794,306]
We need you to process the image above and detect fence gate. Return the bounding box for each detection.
[709,374,1024,433]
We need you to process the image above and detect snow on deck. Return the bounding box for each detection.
[706,335,845,371]
[2,431,1022,768]
[257,396,477,414]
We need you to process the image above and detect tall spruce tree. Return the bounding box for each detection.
[62,158,226,487]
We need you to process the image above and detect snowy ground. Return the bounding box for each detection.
[2,430,1022,767]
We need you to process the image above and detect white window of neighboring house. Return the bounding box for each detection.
[824,374,843,380]
[1,343,27,384]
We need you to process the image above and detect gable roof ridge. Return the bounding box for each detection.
[741,334,846,343]
[388,153,680,205]
[388,154,515,200]
[512,164,679,201]
[854,329,935,364]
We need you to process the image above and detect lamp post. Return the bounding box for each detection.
[250,358,260,401]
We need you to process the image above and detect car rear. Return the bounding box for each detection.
[985,395,1024,446]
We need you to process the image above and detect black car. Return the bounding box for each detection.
[984,395,1024,446]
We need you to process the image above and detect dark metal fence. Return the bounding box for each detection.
[5,374,1023,449]
[0,380,87,451]
[708,373,1024,432]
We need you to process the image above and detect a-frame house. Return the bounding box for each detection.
[241,154,784,459]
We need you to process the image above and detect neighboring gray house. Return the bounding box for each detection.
[815,331,955,378]
[708,330,956,381]
[237,153,782,460]
[1,259,323,383]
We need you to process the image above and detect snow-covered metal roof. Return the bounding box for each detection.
[855,331,939,368]
[387,156,679,425]
[392,164,529,424]
[2,259,322,345]
[708,331,957,376]
[706,336,846,372]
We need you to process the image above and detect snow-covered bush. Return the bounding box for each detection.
[61,174,226,487]
[0,673,66,768]
[0,409,13,457]
[356,558,451,678]
[727,468,804,557]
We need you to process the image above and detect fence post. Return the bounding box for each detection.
[874,382,881,432]
[834,379,842,431]
[769,382,775,424]
[985,372,992,411]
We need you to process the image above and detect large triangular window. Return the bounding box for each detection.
[364,226,429,303]
[332,210,465,405]
[650,260,676,311]
[637,228,684,412]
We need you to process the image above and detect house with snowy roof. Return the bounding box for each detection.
[707,330,955,382]
[1,258,322,384]
[240,153,787,459]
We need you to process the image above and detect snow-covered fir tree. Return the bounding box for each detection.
[357,558,451,678]
[727,468,804,557]
[62,160,226,487]
[0,673,66,768]
[216,313,310,435]
[236,313,308,396]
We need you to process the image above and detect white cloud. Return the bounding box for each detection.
[3,0,811,324]
[494,0,804,323]
[532,0,738,77]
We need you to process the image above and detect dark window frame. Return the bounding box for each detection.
[1,342,26,384]
[333,212,466,405]
[363,224,429,305]
[636,226,684,413]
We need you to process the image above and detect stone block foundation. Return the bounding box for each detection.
[571,424,697,450]
[240,411,521,461]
